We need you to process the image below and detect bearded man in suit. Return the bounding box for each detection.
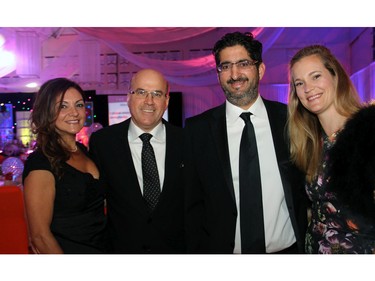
[184,32,307,254]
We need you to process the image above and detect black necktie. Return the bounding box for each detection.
[239,112,265,253]
[139,133,161,211]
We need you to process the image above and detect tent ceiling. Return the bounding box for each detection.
[0,27,369,93]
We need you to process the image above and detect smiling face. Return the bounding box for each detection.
[291,54,337,117]
[128,69,169,132]
[217,45,265,109]
[54,87,86,138]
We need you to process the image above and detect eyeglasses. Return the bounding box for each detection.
[129,89,166,99]
[217,59,258,73]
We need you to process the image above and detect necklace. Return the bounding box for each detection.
[328,129,342,142]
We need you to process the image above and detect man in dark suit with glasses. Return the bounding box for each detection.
[90,69,185,253]
[184,32,307,254]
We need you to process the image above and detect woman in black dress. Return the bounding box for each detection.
[23,78,107,254]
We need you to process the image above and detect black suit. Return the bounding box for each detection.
[89,119,185,253]
[184,98,307,253]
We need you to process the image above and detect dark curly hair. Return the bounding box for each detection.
[30,77,86,177]
[212,31,263,68]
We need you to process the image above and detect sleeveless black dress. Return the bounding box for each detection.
[22,144,108,254]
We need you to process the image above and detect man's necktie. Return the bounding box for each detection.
[139,133,161,211]
[239,112,266,253]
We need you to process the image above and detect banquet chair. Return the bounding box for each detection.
[0,185,29,254]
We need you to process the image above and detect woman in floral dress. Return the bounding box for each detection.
[287,45,375,254]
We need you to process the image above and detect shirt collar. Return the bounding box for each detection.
[128,119,165,142]
[226,94,265,124]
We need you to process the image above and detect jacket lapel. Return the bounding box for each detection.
[263,99,296,216]
[117,120,150,215]
[156,122,181,210]
[210,104,236,202]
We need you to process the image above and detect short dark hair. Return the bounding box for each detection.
[212,32,263,66]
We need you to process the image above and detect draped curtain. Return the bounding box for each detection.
[1,27,374,119]
[74,27,285,87]
[351,61,375,102]
[45,27,375,104]
[0,28,17,78]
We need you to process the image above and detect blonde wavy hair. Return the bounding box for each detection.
[287,45,361,183]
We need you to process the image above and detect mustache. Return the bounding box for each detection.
[227,77,248,84]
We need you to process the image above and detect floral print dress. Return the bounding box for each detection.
[305,133,375,254]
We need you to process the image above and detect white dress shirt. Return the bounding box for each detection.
[128,120,166,193]
[226,96,296,253]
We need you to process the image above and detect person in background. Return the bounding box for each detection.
[184,31,307,254]
[89,69,185,253]
[22,78,107,254]
[287,44,375,254]
[1,142,21,157]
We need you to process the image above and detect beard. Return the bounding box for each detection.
[221,75,259,108]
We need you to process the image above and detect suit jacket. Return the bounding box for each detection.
[89,119,185,253]
[184,98,307,253]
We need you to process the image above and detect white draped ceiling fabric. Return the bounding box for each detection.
[77,27,294,117]
[0,27,285,86]
[0,28,17,78]
[73,27,375,115]
[75,27,285,87]
[1,27,374,119]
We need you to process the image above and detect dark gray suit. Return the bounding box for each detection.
[89,119,185,253]
[184,98,307,253]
